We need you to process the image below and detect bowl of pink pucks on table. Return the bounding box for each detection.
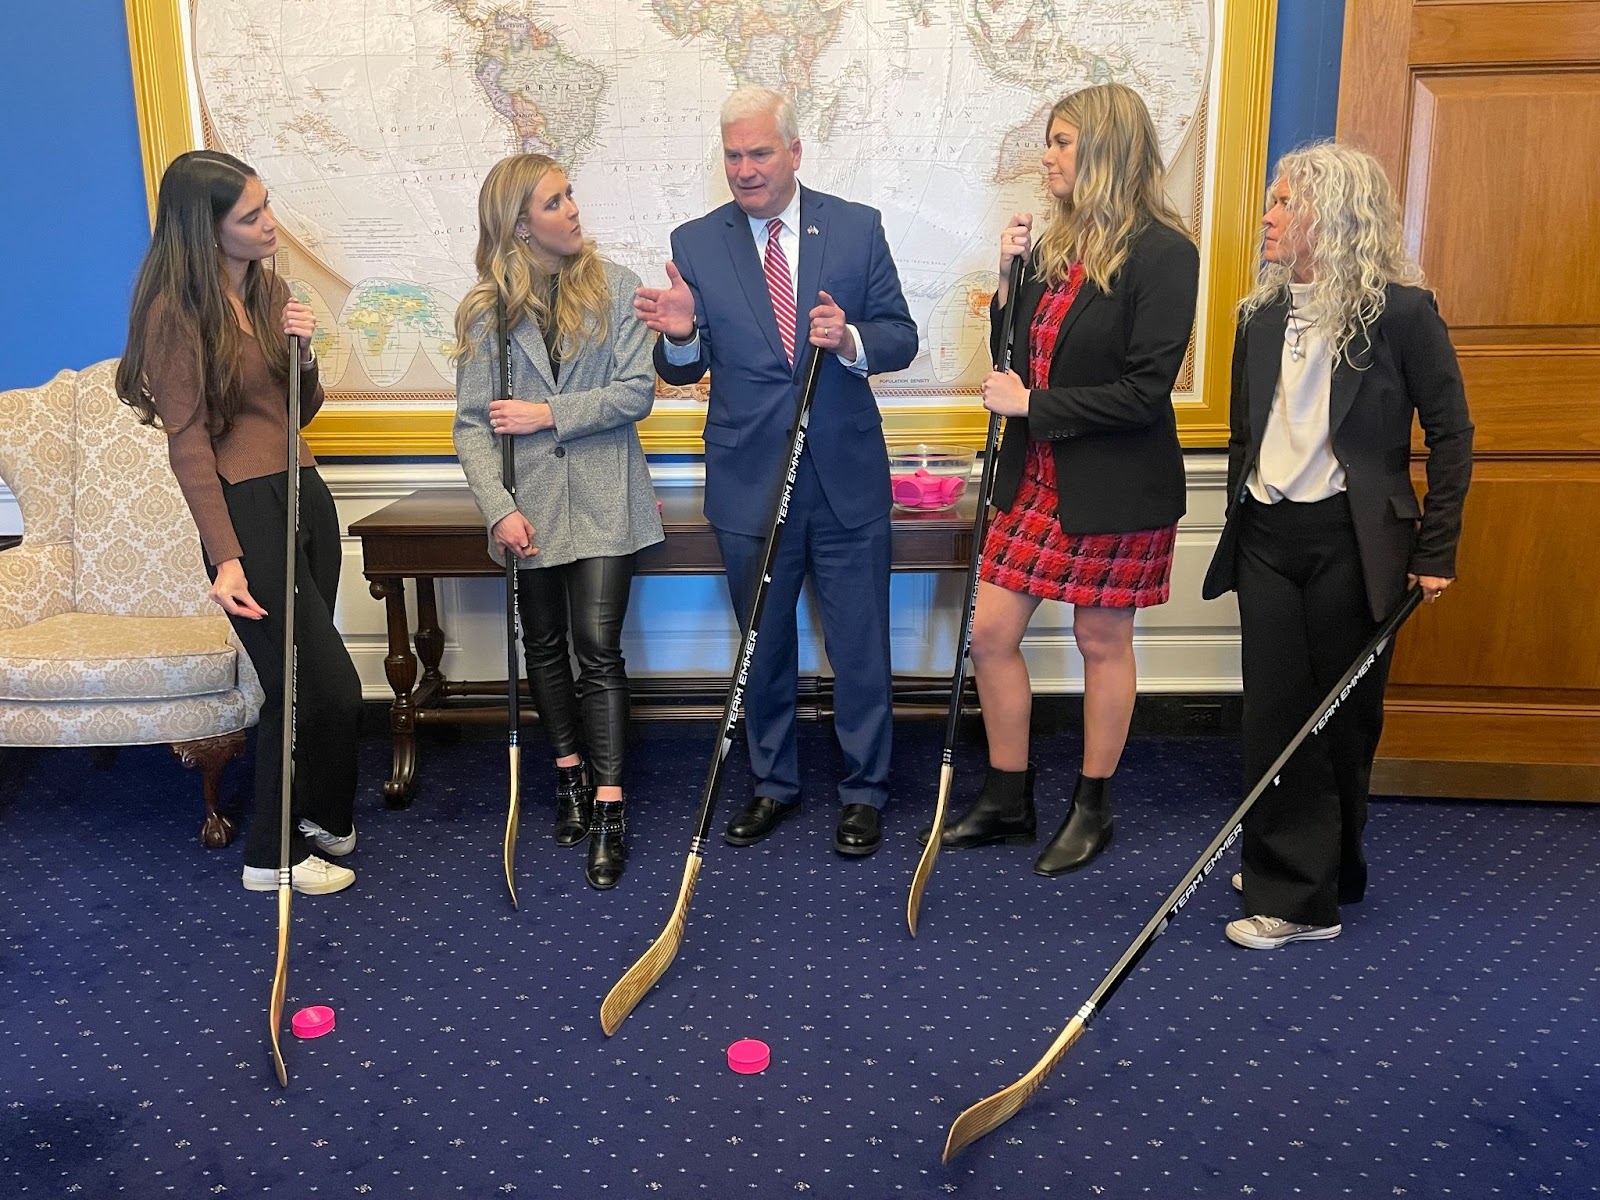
[888,443,976,513]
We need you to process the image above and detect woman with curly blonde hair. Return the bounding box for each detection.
[453,154,663,889]
[1203,143,1473,948]
[922,83,1199,876]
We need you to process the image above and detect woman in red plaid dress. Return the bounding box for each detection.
[921,84,1199,875]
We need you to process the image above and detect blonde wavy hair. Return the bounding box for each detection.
[452,154,609,365]
[1240,142,1425,366]
[1034,83,1190,293]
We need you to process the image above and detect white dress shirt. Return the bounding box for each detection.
[1247,282,1346,504]
[661,186,868,374]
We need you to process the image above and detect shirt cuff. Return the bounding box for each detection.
[661,331,701,366]
[838,323,868,375]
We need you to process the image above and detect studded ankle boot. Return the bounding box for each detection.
[553,761,593,847]
[585,799,627,890]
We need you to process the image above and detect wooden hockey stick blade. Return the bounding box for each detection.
[269,886,292,1087]
[503,744,521,910]
[906,762,954,937]
[943,1013,1089,1160]
[600,852,703,1035]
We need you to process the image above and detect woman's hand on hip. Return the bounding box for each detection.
[1409,573,1454,604]
[210,558,268,620]
[981,368,1029,417]
[489,399,554,436]
[493,511,539,560]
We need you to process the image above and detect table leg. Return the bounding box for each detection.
[372,576,418,808]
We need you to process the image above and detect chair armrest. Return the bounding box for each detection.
[0,543,73,632]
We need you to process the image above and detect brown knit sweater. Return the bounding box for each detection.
[145,285,325,566]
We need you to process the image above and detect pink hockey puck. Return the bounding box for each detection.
[727,1038,770,1074]
[291,1005,336,1039]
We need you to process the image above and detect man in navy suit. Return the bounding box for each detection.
[634,84,918,856]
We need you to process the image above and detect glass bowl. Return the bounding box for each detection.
[887,443,976,513]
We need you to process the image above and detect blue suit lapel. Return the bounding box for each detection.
[794,187,827,381]
[721,207,788,368]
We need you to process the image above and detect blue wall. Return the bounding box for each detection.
[0,2,1345,393]
[0,2,151,391]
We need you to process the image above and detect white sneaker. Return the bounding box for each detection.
[298,818,356,857]
[1225,914,1340,950]
[242,854,355,895]
[1232,872,1242,893]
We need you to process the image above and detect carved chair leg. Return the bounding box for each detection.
[171,731,247,848]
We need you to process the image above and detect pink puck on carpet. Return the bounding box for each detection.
[727,1038,770,1074]
[291,1005,335,1039]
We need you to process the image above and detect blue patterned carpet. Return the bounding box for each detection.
[1,721,1596,1197]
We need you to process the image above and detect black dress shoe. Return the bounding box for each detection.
[724,796,800,846]
[833,803,882,856]
[1033,774,1113,877]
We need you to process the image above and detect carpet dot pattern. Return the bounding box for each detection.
[1,721,1596,1195]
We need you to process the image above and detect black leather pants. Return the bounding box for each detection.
[515,554,635,787]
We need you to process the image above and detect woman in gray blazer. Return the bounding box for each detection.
[1202,143,1472,949]
[453,154,663,890]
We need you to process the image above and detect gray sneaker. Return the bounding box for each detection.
[298,818,356,857]
[1225,914,1341,949]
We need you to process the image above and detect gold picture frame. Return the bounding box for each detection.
[124,0,1273,455]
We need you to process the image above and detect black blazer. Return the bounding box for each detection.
[1201,285,1474,620]
[988,221,1199,534]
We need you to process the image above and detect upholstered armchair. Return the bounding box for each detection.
[0,360,264,846]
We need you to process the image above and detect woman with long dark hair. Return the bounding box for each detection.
[922,83,1199,876]
[118,150,363,895]
[453,154,662,890]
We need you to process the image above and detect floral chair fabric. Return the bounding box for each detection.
[0,360,265,845]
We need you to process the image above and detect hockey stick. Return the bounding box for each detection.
[600,343,824,1035]
[907,254,1025,936]
[495,300,524,909]
[943,584,1424,1157]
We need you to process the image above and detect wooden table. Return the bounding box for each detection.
[350,486,977,807]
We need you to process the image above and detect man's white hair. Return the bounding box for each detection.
[720,84,799,143]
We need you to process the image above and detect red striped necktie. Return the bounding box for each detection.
[763,217,796,367]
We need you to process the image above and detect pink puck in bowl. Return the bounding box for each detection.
[727,1038,770,1074]
[291,1005,336,1039]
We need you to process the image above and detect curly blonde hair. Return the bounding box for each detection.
[1240,142,1425,365]
[452,154,610,365]
[1034,83,1190,293]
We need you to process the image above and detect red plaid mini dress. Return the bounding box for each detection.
[978,264,1177,609]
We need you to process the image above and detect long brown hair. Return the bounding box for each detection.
[452,154,610,365]
[1034,83,1190,293]
[116,150,290,434]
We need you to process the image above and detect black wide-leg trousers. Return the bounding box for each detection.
[211,469,363,869]
[1234,493,1393,927]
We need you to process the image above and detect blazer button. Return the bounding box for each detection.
[553,446,566,458]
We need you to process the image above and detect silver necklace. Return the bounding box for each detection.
[1285,306,1313,362]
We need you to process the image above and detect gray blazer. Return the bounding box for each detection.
[454,260,664,569]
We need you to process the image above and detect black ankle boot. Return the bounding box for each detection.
[917,764,1036,848]
[585,799,627,889]
[1034,773,1113,876]
[554,762,593,847]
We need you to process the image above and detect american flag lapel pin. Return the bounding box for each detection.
[806,224,819,236]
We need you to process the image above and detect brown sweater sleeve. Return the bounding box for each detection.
[273,277,327,427]
[144,308,243,567]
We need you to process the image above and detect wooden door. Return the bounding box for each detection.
[1340,0,1600,800]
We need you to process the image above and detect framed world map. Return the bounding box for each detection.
[126,0,1274,453]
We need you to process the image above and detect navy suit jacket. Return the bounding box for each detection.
[654,185,918,536]
[1201,285,1474,620]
